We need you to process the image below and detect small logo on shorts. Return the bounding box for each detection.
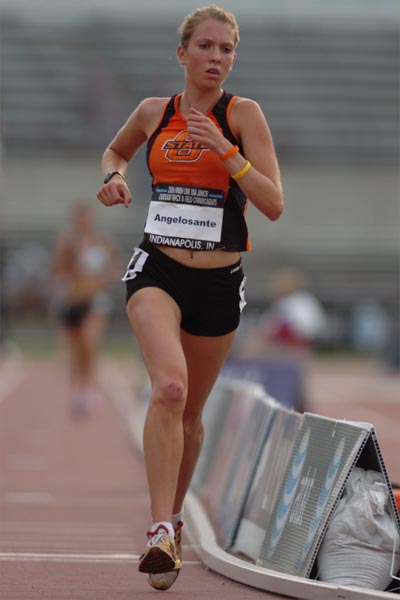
[230,264,241,274]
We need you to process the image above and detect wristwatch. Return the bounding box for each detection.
[103,171,126,184]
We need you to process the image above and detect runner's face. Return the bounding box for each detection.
[179,19,236,88]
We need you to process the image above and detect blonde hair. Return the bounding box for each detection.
[178,4,240,49]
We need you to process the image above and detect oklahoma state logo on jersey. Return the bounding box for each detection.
[161,130,209,162]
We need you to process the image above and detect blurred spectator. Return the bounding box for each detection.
[50,202,121,417]
[247,267,327,354]
[350,298,391,354]
[231,268,327,412]
[3,241,49,317]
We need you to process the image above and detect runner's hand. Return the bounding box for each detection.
[97,180,132,208]
[186,107,225,153]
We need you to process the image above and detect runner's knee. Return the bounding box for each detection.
[151,377,186,413]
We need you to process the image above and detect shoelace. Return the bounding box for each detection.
[146,525,171,547]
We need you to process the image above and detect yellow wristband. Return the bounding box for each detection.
[231,160,251,181]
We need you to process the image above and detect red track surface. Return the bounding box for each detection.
[0,356,287,600]
[0,355,399,599]
[307,357,400,484]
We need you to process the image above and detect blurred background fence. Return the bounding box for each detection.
[0,0,399,358]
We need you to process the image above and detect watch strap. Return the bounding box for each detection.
[104,171,126,184]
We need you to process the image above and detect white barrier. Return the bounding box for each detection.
[189,378,400,596]
[111,364,400,598]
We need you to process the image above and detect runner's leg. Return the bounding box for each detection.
[172,328,237,514]
[127,287,187,523]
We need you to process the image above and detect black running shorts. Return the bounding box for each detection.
[57,301,90,328]
[123,241,246,336]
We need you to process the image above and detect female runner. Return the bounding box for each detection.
[97,4,284,590]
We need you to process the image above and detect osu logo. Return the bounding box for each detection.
[162,130,209,162]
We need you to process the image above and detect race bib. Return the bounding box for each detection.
[144,184,225,244]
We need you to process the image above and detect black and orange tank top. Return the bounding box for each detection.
[143,91,251,252]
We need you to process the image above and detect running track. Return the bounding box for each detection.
[0,353,399,599]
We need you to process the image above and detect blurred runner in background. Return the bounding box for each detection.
[50,201,121,417]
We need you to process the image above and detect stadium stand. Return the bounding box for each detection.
[1,15,398,162]
[0,6,398,343]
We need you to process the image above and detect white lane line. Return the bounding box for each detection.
[4,494,140,508]
[6,454,48,471]
[0,543,136,552]
[5,492,54,504]
[1,522,130,534]
[0,552,138,563]
[4,492,139,508]
[0,552,202,565]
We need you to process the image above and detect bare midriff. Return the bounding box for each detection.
[155,245,241,268]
